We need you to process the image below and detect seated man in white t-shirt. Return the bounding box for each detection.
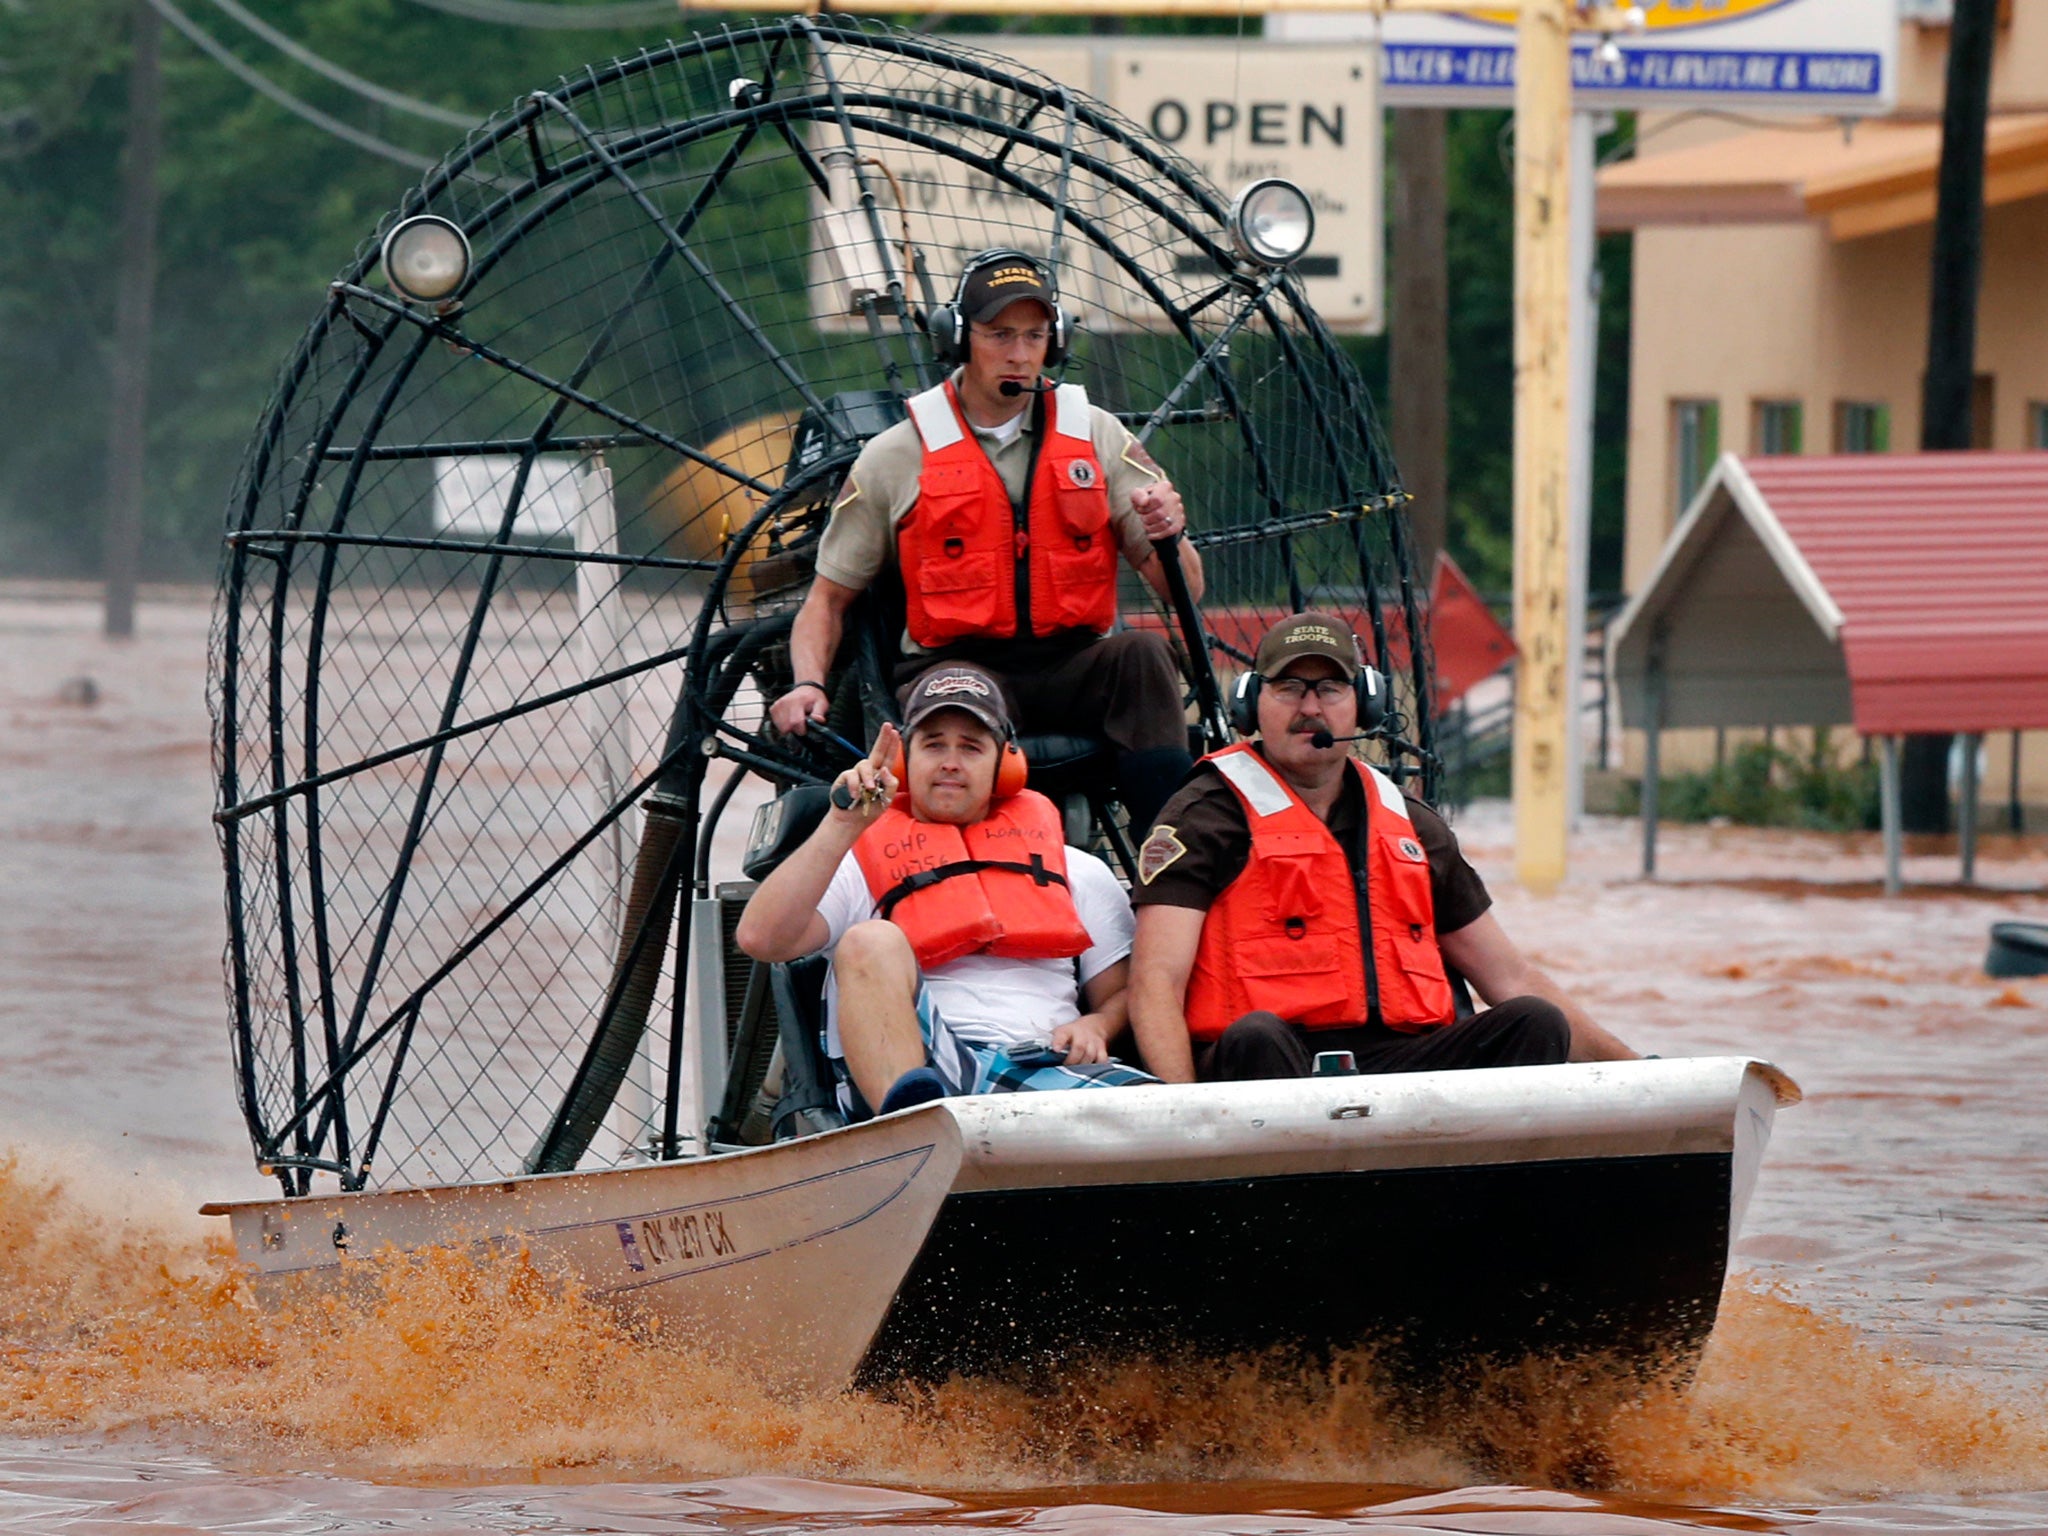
[735,662,1154,1118]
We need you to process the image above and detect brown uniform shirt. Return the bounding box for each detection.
[1130,748,1492,937]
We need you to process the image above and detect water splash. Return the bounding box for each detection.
[3,1149,2043,1499]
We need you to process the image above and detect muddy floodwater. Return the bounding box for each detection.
[3,588,2045,1534]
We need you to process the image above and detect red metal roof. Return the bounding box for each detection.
[1741,452,2048,734]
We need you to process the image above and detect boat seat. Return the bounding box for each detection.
[769,954,847,1140]
[1015,732,1109,781]
[1014,733,1141,879]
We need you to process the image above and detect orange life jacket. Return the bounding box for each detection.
[897,378,1118,648]
[851,789,1093,969]
[1184,744,1455,1041]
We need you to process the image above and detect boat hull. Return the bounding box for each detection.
[202,1109,963,1396]
[865,1056,1796,1383]
[205,1057,1795,1396]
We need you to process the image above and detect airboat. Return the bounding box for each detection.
[202,19,1797,1395]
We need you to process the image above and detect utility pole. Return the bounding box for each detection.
[102,0,163,640]
[1390,107,1448,571]
[1903,0,1997,833]
[1511,0,1572,894]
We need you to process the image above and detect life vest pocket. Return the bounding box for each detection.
[1043,537,1114,604]
[1050,467,1110,537]
[1256,844,1327,922]
[1237,934,1352,1025]
[916,549,1003,637]
[918,460,981,504]
[1391,921,1448,982]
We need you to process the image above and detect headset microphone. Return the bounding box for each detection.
[1308,728,1380,750]
[998,379,1058,397]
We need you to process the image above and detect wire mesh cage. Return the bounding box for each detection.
[210,18,1432,1198]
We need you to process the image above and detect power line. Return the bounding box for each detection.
[199,0,480,127]
[398,0,680,28]
[145,0,436,171]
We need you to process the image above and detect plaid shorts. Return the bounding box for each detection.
[833,983,1156,1120]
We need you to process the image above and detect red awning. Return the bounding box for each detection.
[1613,452,2048,736]
[1746,454,2048,734]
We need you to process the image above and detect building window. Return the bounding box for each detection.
[1752,399,1803,455]
[1834,401,1890,453]
[2030,402,2048,448]
[1671,398,1719,514]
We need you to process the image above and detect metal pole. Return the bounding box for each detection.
[1903,0,1998,831]
[1958,731,1979,884]
[1641,656,1661,879]
[1511,0,1573,893]
[2010,728,2023,833]
[1879,734,1903,897]
[1565,108,1599,826]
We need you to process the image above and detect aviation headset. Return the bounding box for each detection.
[925,248,1071,369]
[1229,659,1390,740]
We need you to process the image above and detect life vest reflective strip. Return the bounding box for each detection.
[851,789,1093,969]
[1184,744,1455,1041]
[897,379,1118,647]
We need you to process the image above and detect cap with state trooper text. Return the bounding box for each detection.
[960,256,1056,324]
[1253,612,1361,680]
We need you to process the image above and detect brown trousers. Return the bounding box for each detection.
[894,630,1187,755]
[1194,997,1572,1082]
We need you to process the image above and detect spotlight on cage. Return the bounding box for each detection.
[1229,178,1316,268]
[380,214,472,304]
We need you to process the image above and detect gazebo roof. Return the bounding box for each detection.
[1610,452,2048,736]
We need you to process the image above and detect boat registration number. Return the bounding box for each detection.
[616,1206,738,1272]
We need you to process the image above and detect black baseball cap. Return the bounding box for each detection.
[899,662,1013,738]
[1254,612,1361,680]
[960,254,1056,325]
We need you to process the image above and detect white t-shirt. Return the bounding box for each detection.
[815,844,1134,1057]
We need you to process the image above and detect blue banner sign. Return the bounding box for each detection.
[1383,42,1884,101]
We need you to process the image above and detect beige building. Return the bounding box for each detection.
[1596,6,2048,814]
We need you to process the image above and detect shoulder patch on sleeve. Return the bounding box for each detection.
[1120,435,1165,481]
[831,473,862,514]
[1137,823,1187,885]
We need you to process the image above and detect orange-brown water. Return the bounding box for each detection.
[4,589,2046,1532]
[5,1148,2046,1512]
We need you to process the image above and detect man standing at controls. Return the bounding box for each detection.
[739,662,1153,1119]
[767,250,1204,835]
[1128,613,1638,1082]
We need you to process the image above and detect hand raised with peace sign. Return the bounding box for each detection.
[827,722,900,822]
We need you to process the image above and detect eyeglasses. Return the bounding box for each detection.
[971,326,1051,347]
[1266,677,1353,705]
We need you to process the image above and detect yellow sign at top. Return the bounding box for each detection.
[1468,0,1795,27]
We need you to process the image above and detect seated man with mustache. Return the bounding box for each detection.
[1128,613,1638,1083]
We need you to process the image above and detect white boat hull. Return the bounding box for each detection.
[205,1109,963,1395]
[206,1056,1796,1394]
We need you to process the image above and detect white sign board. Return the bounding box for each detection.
[433,455,588,540]
[1278,0,1895,116]
[1106,43,1380,329]
[806,37,1381,333]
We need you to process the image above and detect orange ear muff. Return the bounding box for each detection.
[891,738,1028,801]
[995,739,1029,799]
